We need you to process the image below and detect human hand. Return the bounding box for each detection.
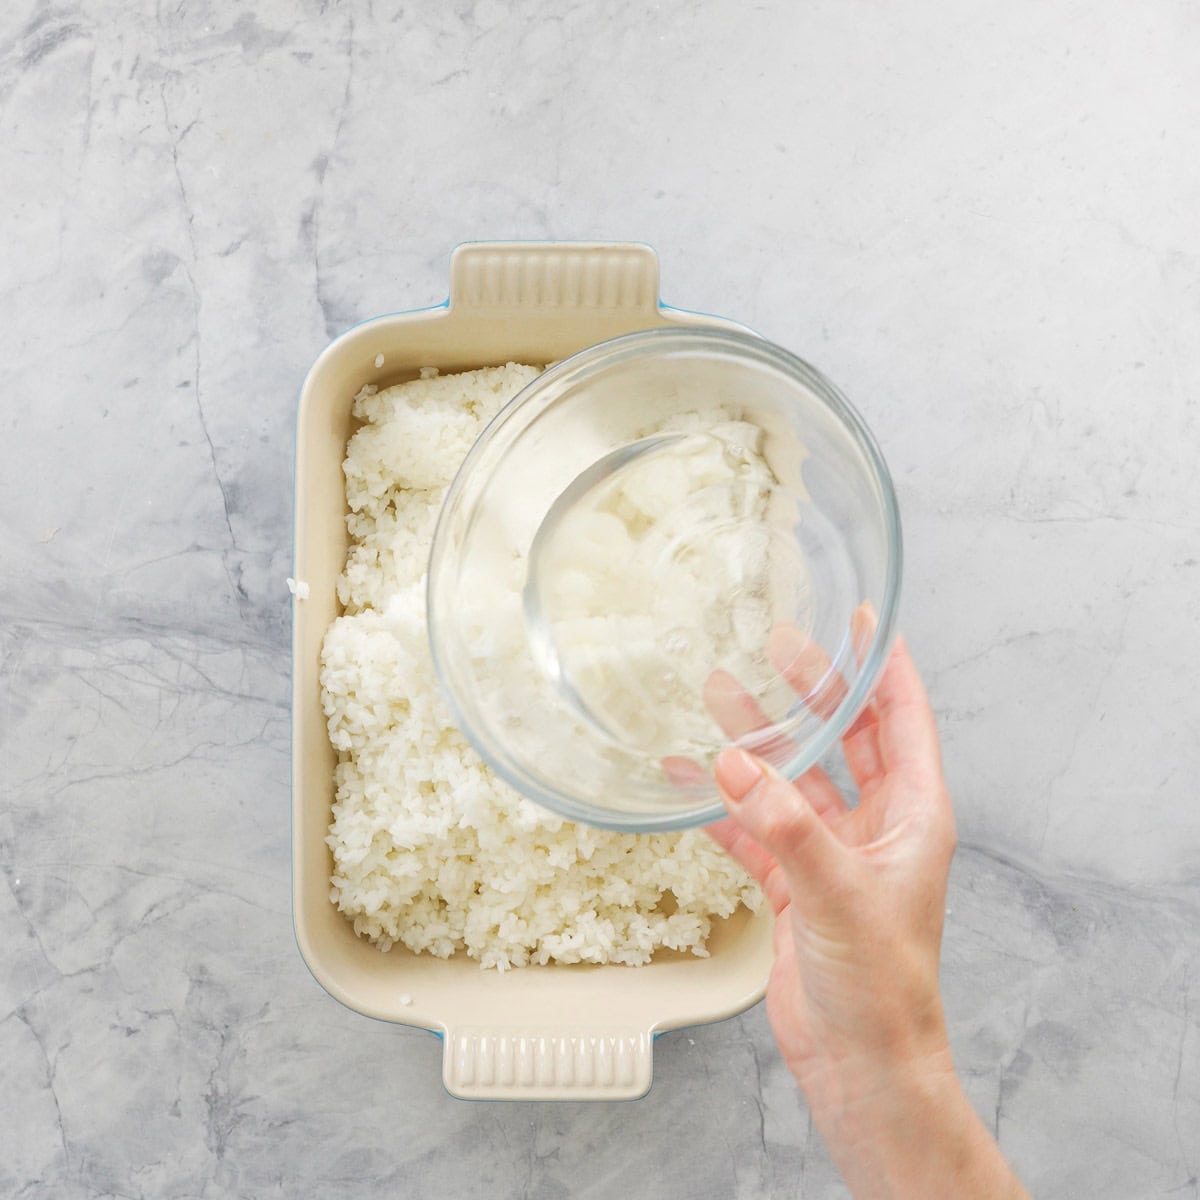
[707,620,1028,1199]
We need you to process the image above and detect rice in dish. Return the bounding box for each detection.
[319,364,760,969]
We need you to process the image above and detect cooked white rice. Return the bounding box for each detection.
[319,363,760,970]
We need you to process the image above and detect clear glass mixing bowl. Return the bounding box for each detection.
[427,327,902,831]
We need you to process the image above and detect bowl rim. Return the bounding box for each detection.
[427,324,903,832]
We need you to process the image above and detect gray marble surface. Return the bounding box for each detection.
[2,0,1198,1196]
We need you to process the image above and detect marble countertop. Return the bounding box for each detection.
[3,0,1198,1195]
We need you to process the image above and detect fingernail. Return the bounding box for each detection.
[715,748,765,801]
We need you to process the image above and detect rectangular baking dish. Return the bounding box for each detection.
[292,242,774,1100]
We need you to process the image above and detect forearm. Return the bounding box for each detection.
[800,1052,1031,1200]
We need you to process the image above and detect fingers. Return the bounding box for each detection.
[704,669,771,739]
[862,634,954,850]
[662,755,709,788]
[766,624,846,719]
[840,705,885,793]
[702,669,794,762]
[840,605,885,790]
[715,748,855,921]
[790,764,850,823]
[758,613,941,793]
[670,757,845,856]
[771,905,792,957]
[768,610,885,793]
[871,634,943,787]
[705,817,792,914]
[703,669,848,821]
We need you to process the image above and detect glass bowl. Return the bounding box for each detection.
[427,327,902,831]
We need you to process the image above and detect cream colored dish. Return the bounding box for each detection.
[292,242,773,1100]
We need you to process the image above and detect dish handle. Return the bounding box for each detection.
[448,241,661,316]
[442,1025,655,1101]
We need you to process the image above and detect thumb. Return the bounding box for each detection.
[715,748,854,920]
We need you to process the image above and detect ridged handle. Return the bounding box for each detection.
[442,1027,654,1100]
[448,242,661,314]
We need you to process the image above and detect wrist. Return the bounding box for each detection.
[791,985,954,1125]
[797,1036,959,1153]
[798,1047,1024,1200]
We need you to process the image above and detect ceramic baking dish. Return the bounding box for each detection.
[292,242,774,1100]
